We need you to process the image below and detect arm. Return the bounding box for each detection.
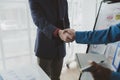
[75,23,120,44]
[29,0,58,39]
[110,72,120,80]
[88,61,120,80]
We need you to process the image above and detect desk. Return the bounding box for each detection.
[0,64,51,80]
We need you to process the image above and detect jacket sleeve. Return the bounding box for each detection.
[110,72,120,80]
[29,0,57,39]
[75,23,120,44]
[64,0,70,28]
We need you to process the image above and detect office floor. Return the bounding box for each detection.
[60,62,80,80]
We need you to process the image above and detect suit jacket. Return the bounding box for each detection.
[29,0,70,59]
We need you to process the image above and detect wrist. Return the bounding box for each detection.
[53,28,61,37]
[58,30,63,37]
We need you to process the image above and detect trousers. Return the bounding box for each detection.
[37,57,63,80]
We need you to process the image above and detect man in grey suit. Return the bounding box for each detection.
[29,0,71,80]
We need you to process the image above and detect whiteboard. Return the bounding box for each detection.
[88,2,120,55]
[95,2,120,30]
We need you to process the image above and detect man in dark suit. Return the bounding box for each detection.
[29,0,70,80]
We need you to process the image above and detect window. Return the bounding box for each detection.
[0,0,36,70]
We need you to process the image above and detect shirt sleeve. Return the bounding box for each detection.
[110,71,120,80]
[75,23,120,44]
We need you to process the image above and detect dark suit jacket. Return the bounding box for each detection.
[29,0,70,59]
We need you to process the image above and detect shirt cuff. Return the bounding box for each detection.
[53,28,60,37]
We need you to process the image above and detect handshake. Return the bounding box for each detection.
[58,29,75,43]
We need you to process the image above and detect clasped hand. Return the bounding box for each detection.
[89,61,112,80]
[58,29,75,43]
